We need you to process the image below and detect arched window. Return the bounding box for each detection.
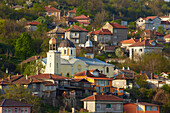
[106,67,109,73]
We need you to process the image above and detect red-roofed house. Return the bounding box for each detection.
[164,34,170,43]
[123,102,160,113]
[0,99,32,113]
[140,30,165,40]
[74,69,115,94]
[102,22,128,45]
[120,38,139,49]
[81,94,124,113]
[67,8,76,17]
[65,25,88,44]
[74,15,91,26]
[136,16,161,30]
[25,21,40,31]
[129,39,164,59]
[45,5,61,20]
[88,28,113,44]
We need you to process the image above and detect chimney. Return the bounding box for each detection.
[30,77,32,83]
[122,67,125,70]
[144,37,147,40]
[127,67,130,70]
[151,73,153,79]
[26,75,28,80]
[102,93,104,95]
[139,38,142,42]
[17,73,19,76]
[122,74,125,78]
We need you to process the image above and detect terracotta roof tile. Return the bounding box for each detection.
[164,34,170,38]
[81,95,124,101]
[63,16,77,22]
[26,21,40,26]
[88,29,113,35]
[30,74,70,81]
[0,99,31,107]
[45,6,60,12]
[120,39,139,44]
[74,15,91,20]
[0,80,13,85]
[139,102,159,106]
[68,8,76,13]
[66,25,88,32]
[109,23,128,29]
[4,75,24,82]
[129,39,164,47]
[48,27,65,34]
[145,16,158,20]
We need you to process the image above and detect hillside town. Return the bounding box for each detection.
[0,0,170,113]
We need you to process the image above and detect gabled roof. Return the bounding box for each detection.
[45,6,60,12]
[145,16,158,20]
[62,16,77,22]
[48,27,65,34]
[21,56,41,64]
[142,30,164,36]
[0,79,13,85]
[129,39,164,47]
[30,74,70,81]
[74,69,107,78]
[139,102,159,106]
[109,23,128,29]
[74,15,91,20]
[88,29,113,35]
[26,21,40,26]
[68,8,76,13]
[120,39,139,44]
[72,78,91,83]
[164,34,170,38]
[66,25,88,32]
[81,95,124,101]
[4,75,24,83]
[0,99,31,107]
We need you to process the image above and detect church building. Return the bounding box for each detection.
[43,37,115,77]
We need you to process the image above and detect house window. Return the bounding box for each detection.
[5,108,8,113]
[116,104,121,110]
[75,33,78,36]
[54,12,56,15]
[106,67,109,73]
[138,105,143,111]
[153,106,158,111]
[114,36,117,38]
[114,29,117,33]
[106,104,111,108]
[50,63,51,67]
[145,106,151,111]
[139,49,143,52]
[21,108,24,113]
[15,108,18,113]
[96,104,100,108]
[71,50,73,55]
[25,108,28,113]
[8,108,11,113]
[49,12,52,15]
[64,50,66,54]
[33,84,36,89]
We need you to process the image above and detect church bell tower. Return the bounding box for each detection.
[45,37,61,75]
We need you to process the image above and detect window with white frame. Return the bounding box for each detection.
[114,29,117,33]
[64,50,66,54]
[8,108,11,113]
[25,108,28,113]
[15,108,18,113]
[5,108,8,113]
[21,108,24,113]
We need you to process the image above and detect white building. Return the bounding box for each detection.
[129,39,164,59]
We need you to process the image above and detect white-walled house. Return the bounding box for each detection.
[129,39,164,59]
[81,94,124,113]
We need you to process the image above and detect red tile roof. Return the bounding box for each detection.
[87,77,113,80]
[0,99,31,107]
[164,34,170,38]
[129,39,164,47]
[66,25,88,32]
[74,15,91,20]
[109,23,128,29]
[21,56,41,64]
[145,16,158,20]
[68,8,76,13]
[72,78,91,83]
[88,29,113,35]
[79,21,91,25]
[4,75,24,82]
[45,6,60,12]
[30,74,70,81]
[81,95,124,101]
[63,16,77,22]
[74,69,107,78]
[139,102,159,106]
[120,39,139,44]
[26,21,40,26]
[0,80,13,85]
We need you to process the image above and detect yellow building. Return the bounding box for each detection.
[43,38,115,77]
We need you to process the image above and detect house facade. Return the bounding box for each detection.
[81,94,124,113]
[65,25,88,44]
[0,99,31,113]
[102,22,128,45]
[123,102,160,113]
[45,6,61,20]
[25,21,40,31]
[120,38,139,50]
[67,8,76,18]
[164,34,170,43]
[74,15,91,26]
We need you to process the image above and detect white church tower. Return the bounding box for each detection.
[45,37,61,75]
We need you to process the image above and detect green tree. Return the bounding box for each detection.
[15,33,35,59]
[157,26,164,34]
[23,59,45,76]
[115,47,124,58]
[36,23,49,32]
[2,85,40,113]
